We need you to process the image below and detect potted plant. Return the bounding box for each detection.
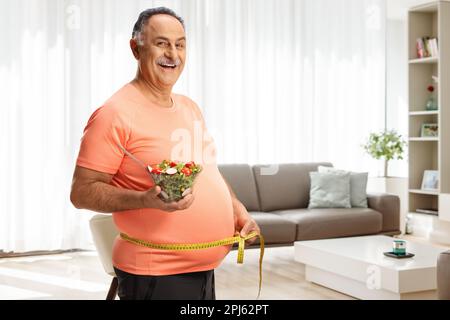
[363,130,406,178]
[363,130,408,233]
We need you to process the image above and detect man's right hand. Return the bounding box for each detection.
[141,185,195,212]
[70,166,195,213]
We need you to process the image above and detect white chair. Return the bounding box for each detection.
[89,214,119,300]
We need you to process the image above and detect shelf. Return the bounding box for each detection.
[412,210,439,216]
[409,137,439,141]
[409,2,438,13]
[408,1,450,220]
[409,110,439,116]
[415,208,439,216]
[409,189,439,195]
[409,57,439,64]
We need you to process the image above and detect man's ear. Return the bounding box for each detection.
[130,39,139,60]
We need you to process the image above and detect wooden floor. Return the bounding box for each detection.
[217,245,352,300]
[2,234,446,300]
[0,245,352,300]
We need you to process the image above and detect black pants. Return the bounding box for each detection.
[114,267,216,300]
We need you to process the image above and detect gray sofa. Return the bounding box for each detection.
[438,250,450,299]
[218,162,401,247]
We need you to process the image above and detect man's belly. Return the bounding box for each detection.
[112,164,235,275]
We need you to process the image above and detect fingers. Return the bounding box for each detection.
[244,231,260,246]
[142,185,195,212]
[238,219,260,247]
[234,229,257,246]
[182,188,193,196]
[240,219,258,237]
[160,193,195,212]
[176,194,195,209]
[152,185,161,196]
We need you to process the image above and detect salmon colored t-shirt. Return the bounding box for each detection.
[76,83,235,275]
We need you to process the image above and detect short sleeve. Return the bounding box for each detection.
[186,98,208,132]
[76,105,130,175]
[184,97,218,163]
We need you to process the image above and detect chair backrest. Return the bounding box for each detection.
[89,214,119,276]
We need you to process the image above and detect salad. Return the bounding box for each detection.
[148,160,202,202]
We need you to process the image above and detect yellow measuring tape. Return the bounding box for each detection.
[120,231,265,299]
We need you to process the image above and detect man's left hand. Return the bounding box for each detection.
[233,200,261,247]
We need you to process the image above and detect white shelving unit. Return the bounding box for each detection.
[408,1,450,222]
[409,110,439,115]
[409,56,439,64]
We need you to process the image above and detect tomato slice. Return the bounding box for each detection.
[169,161,178,167]
[151,165,162,174]
[185,161,195,169]
[181,167,192,176]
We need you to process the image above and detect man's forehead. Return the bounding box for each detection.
[146,14,185,39]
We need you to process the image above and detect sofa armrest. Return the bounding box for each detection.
[438,250,450,300]
[367,192,400,233]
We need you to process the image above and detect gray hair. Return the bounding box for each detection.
[132,7,185,45]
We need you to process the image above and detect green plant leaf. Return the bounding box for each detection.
[362,129,406,162]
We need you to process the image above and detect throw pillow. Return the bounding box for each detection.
[318,166,368,208]
[308,171,351,208]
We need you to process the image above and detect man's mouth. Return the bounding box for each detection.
[157,62,177,70]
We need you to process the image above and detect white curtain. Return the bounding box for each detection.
[0,0,386,253]
[178,0,386,170]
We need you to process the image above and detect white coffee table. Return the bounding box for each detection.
[294,235,446,300]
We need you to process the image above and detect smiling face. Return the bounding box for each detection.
[131,14,186,90]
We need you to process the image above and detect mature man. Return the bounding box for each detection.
[70,7,260,300]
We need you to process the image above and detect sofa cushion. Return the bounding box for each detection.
[252,162,333,212]
[318,166,368,208]
[273,208,382,240]
[248,211,297,244]
[218,164,260,211]
[308,171,351,208]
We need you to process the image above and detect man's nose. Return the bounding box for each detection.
[165,44,178,61]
